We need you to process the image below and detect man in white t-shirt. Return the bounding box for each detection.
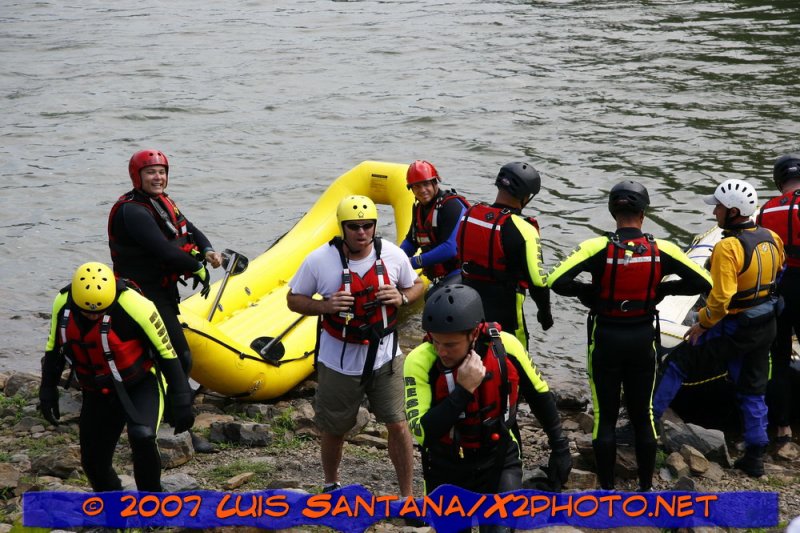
[288,195,423,495]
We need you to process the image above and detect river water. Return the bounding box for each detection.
[1,1,798,393]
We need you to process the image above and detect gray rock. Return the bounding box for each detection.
[679,443,709,474]
[208,421,272,446]
[30,445,81,478]
[120,474,136,491]
[12,416,43,433]
[242,403,275,420]
[0,462,21,490]
[673,475,701,492]
[775,441,800,462]
[157,429,193,468]
[660,420,732,467]
[566,468,598,491]
[666,452,689,478]
[224,472,255,490]
[162,473,200,492]
[193,412,235,430]
[614,446,638,480]
[700,462,724,483]
[348,433,388,449]
[291,398,316,425]
[4,373,40,399]
[575,412,594,434]
[554,386,589,411]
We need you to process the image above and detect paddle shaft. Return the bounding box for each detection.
[259,315,305,356]
[207,252,240,321]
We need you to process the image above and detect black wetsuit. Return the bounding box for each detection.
[109,189,213,373]
[548,227,711,489]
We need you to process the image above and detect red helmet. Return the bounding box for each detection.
[406,160,439,189]
[128,149,169,190]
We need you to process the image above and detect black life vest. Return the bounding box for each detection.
[430,323,519,451]
[758,190,800,267]
[58,289,153,393]
[320,237,398,344]
[458,203,539,285]
[596,232,661,318]
[108,190,198,287]
[411,190,469,280]
[725,226,780,310]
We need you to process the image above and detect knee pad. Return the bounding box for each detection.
[128,423,156,443]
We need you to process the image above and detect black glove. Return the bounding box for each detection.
[39,386,60,426]
[537,309,554,331]
[170,392,195,434]
[546,440,572,492]
[191,265,211,299]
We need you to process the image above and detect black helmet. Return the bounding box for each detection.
[422,284,484,333]
[773,153,800,191]
[608,180,650,217]
[495,162,541,201]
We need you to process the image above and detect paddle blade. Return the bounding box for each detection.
[250,336,285,362]
[222,249,249,275]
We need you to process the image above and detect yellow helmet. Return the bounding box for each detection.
[71,262,116,312]
[336,195,378,228]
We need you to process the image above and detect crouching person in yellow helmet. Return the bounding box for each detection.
[404,284,571,533]
[38,262,195,492]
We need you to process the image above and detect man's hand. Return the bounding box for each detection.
[169,392,195,434]
[191,265,211,298]
[205,250,223,269]
[376,284,404,307]
[325,290,355,314]
[39,386,60,426]
[537,309,554,331]
[456,351,486,393]
[685,322,706,345]
[546,440,572,491]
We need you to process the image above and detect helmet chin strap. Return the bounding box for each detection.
[342,235,374,256]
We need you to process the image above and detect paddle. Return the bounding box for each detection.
[250,315,305,362]
[206,248,249,321]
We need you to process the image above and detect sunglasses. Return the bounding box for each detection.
[345,222,375,231]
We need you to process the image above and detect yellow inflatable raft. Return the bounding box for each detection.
[179,161,415,400]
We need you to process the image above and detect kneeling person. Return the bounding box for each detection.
[404,284,571,524]
[38,262,195,492]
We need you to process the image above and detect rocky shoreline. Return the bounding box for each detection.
[0,370,797,532]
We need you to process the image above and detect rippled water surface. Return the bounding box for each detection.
[1,0,798,390]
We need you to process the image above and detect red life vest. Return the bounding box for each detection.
[411,190,469,279]
[596,232,661,318]
[758,190,800,268]
[431,323,519,450]
[108,191,198,286]
[58,301,153,393]
[320,237,398,344]
[457,203,539,285]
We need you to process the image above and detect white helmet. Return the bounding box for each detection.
[703,179,758,217]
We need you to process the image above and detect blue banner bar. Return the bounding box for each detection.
[23,485,778,532]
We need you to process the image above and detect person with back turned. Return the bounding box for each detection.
[653,179,784,478]
[38,262,194,492]
[548,181,711,490]
[757,153,800,447]
[404,284,571,533]
[400,160,470,295]
[457,162,553,350]
[287,195,423,495]
[108,148,222,452]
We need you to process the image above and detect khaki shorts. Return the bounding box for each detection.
[314,356,406,436]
